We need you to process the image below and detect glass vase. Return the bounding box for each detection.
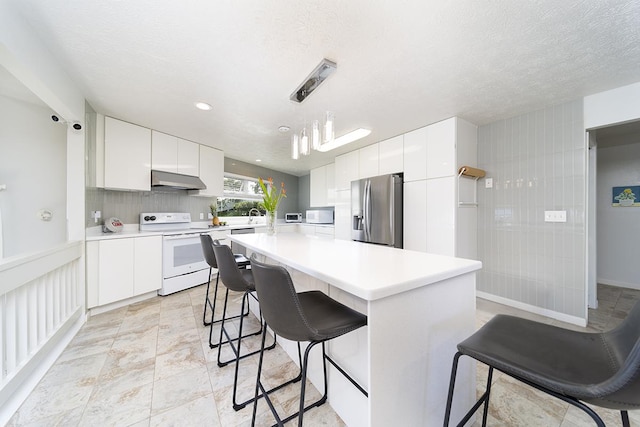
[266,210,277,235]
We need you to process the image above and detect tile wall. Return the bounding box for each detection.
[85,188,215,227]
[477,99,587,319]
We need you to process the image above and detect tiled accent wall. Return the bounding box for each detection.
[85,188,215,226]
[477,99,587,319]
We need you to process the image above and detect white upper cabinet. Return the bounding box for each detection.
[310,166,327,207]
[335,150,359,190]
[191,144,224,197]
[104,117,151,191]
[310,163,336,207]
[379,135,404,175]
[426,118,456,179]
[177,138,199,176]
[152,130,199,176]
[358,143,379,179]
[403,126,428,182]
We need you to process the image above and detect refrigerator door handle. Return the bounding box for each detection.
[364,179,371,241]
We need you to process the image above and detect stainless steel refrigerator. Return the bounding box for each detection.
[351,173,403,248]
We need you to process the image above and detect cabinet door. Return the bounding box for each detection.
[310,166,327,207]
[403,181,427,252]
[98,238,134,305]
[335,150,359,190]
[403,126,428,182]
[299,224,316,235]
[358,143,379,179]
[379,135,403,175]
[426,118,456,179]
[104,117,151,191]
[326,163,336,206]
[192,145,224,197]
[426,177,455,256]
[134,236,162,295]
[151,130,178,173]
[177,138,199,176]
[334,189,351,240]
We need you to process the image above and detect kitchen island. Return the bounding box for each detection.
[229,233,482,427]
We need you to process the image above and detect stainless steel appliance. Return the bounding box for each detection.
[306,209,334,224]
[140,212,211,295]
[285,213,303,223]
[351,174,403,248]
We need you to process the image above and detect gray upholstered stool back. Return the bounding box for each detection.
[212,240,253,292]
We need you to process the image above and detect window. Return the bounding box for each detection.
[216,174,265,217]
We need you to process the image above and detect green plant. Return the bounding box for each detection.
[258,177,286,212]
[209,203,217,216]
[614,188,636,201]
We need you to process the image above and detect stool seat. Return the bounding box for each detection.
[444,299,640,427]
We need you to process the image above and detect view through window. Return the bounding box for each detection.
[215,175,265,217]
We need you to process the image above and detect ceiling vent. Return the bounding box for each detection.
[290,59,337,103]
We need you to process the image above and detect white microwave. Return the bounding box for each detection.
[306,210,334,224]
[285,212,303,223]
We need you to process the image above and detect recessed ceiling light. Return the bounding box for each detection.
[317,128,371,152]
[195,102,212,111]
[256,159,262,162]
[278,126,290,133]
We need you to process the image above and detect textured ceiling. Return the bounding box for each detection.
[7,0,640,176]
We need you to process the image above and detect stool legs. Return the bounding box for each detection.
[217,288,277,410]
[203,267,249,331]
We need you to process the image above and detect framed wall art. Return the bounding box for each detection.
[612,186,640,207]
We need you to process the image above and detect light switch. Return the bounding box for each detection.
[544,210,567,222]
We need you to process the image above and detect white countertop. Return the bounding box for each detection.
[85,222,266,241]
[229,233,481,301]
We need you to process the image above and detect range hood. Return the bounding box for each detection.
[151,170,206,190]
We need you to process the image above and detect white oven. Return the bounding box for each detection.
[140,212,214,296]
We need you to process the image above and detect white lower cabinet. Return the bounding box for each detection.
[403,181,427,252]
[87,235,162,308]
[334,189,351,240]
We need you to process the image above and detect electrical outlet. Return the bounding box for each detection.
[544,210,567,222]
[199,213,204,220]
[485,178,493,188]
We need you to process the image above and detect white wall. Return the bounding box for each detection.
[0,95,68,257]
[584,82,640,130]
[597,141,640,290]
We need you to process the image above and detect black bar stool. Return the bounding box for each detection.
[444,300,640,427]
[199,233,250,349]
[249,255,368,427]
[212,240,279,410]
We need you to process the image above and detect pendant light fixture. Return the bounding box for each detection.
[291,134,299,160]
[323,111,335,145]
[300,127,310,156]
[311,120,321,150]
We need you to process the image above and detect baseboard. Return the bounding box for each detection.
[597,278,640,291]
[477,291,587,327]
[0,308,86,426]
[88,291,157,317]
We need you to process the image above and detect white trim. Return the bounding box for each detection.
[0,241,83,294]
[477,291,587,327]
[88,290,157,316]
[597,278,640,292]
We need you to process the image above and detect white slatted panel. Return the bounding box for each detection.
[1,257,80,386]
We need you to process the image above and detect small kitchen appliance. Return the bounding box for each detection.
[306,209,334,224]
[285,212,303,223]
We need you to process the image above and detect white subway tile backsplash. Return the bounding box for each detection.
[478,99,586,319]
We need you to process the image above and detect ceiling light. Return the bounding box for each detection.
[290,59,337,103]
[278,125,290,133]
[256,159,262,162]
[300,128,310,156]
[195,102,212,111]
[311,120,321,150]
[317,128,371,152]
[291,134,299,160]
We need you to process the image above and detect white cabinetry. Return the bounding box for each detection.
[87,235,162,308]
[334,189,351,240]
[190,145,224,197]
[358,143,379,179]
[379,135,404,175]
[310,163,336,207]
[104,117,151,191]
[151,131,199,176]
[402,117,478,258]
[335,151,359,190]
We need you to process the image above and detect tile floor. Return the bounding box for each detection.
[8,283,640,426]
